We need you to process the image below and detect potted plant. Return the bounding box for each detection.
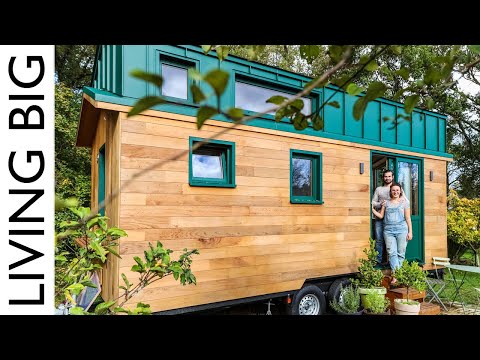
[392,261,427,315]
[352,238,387,307]
[363,292,391,315]
[329,284,363,315]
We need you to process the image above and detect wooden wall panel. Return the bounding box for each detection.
[90,110,121,302]
[116,112,448,313]
[423,158,448,264]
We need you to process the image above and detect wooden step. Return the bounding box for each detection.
[419,302,441,315]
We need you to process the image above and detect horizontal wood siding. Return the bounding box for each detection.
[118,113,372,312]
[116,112,448,312]
[423,158,448,263]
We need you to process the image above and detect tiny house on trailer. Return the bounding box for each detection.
[76,45,452,314]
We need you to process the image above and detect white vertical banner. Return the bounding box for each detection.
[0,46,54,314]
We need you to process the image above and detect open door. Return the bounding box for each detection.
[396,157,423,263]
[371,152,424,264]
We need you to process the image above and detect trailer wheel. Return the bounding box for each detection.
[327,277,352,308]
[288,284,325,315]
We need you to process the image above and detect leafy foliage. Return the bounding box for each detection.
[55,45,97,90]
[393,261,427,302]
[352,238,384,288]
[447,190,480,265]
[363,292,390,314]
[329,284,361,314]
[55,83,91,228]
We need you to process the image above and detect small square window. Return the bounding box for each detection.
[290,149,322,204]
[189,137,236,188]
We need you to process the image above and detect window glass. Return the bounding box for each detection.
[162,64,188,99]
[292,158,312,196]
[192,149,224,179]
[235,81,311,115]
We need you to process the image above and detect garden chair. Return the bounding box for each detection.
[425,257,451,311]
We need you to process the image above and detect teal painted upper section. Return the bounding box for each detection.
[90,45,451,158]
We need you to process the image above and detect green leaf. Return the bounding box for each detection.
[66,283,85,295]
[89,240,107,262]
[55,255,67,262]
[404,95,420,114]
[197,106,217,129]
[203,69,229,96]
[188,68,203,81]
[424,68,442,86]
[121,273,131,288]
[293,114,308,130]
[393,89,406,101]
[391,45,402,55]
[133,256,144,267]
[130,69,163,87]
[365,81,387,101]
[299,45,320,64]
[69,307,85,315]
[395,67,410,80]
[107,228,128,237]
[290,99,304,111]
[191,84,206,103]
[312,114,324,131]
[106,246,121,258]
[266,95,287,105]
[59,220,80,228]
[365,61,379,72]
[201,45,213,54]
[468,45,480,54]
[346,83,364,96]
[328,45,344,63]
[227,108,244,121]
[128,96,166,117]
[94,301,115,315]
[426,97,435,110]
[131,265,144,273]
[86,217,99,230]
[216,46,229,61]
[353,97,368,120]
[274,108,286,122]
[326,101,340,108]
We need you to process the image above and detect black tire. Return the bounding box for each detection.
[327,278,352,308]
[288,284,326,315]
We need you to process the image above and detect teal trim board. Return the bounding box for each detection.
[87,45,451,159]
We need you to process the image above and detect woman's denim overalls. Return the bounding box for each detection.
[383,200,408,270]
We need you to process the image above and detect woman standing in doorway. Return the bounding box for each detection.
[371,182,413,282]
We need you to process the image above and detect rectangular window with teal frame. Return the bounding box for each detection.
[290,149,323,204]
[159,54,196,104]
[98,144,106,215]
[189,137,236,188]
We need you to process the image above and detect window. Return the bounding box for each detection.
[159,55,195,102]
[189,137,236,188]
[235,80,312,115]
[290,149,322,204]
[161,64,188,99]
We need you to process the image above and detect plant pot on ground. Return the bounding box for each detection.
[363,292,391,315]
[352,238,387,308]
[329,284,363,315]
[392,260,427,315]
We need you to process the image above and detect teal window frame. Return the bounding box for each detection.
[290,149,323,204]
[159,54,196,104]
[189,137,236,188]
[98,144,106,216]
[234,74,316,122]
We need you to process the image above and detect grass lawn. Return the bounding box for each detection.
[440,271,480,305]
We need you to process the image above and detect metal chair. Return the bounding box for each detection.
[425,257,451,311]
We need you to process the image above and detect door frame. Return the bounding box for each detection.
[370,150,425,263]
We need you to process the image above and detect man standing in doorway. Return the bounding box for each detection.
[371,169,394,266]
